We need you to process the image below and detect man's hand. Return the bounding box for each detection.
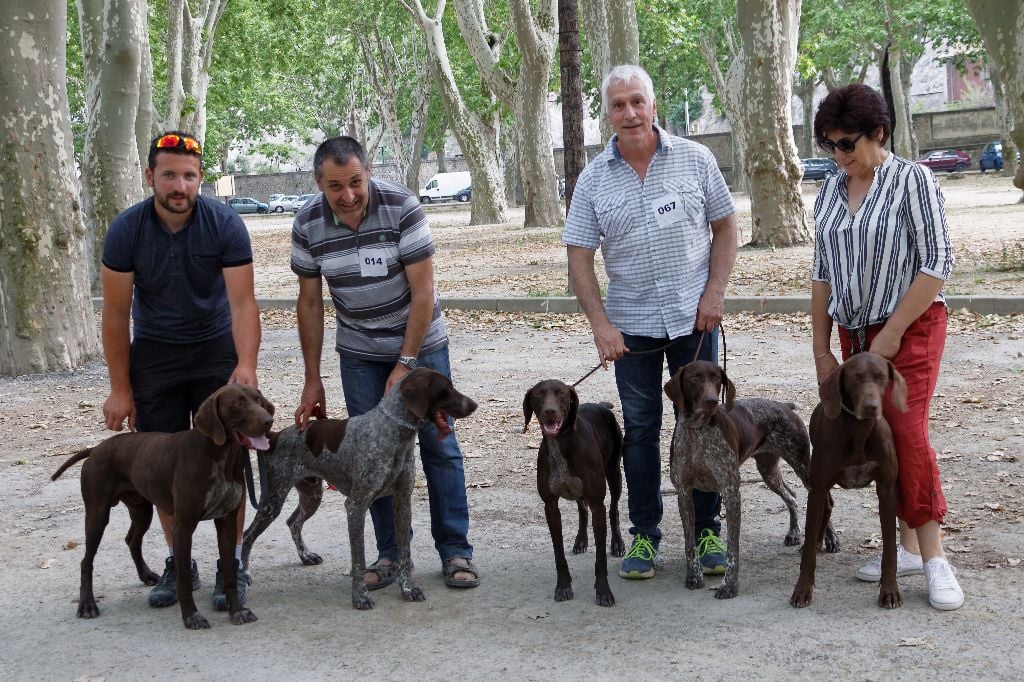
[103,388,136,432]
[229,365,258,387]
[593,320,628,368]
[294,378,327,430]
[869,327,902,361]
[385,364,411,393]
[695,289,725,332]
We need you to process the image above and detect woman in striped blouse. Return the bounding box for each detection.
[810,83,963,611]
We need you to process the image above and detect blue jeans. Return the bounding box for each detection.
[339,345,473,564]
[614,330,722,547]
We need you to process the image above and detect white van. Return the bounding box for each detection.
[419,171,471,204]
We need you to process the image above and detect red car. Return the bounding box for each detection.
[916,149,971,172]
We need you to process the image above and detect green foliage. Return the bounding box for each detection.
[637,0,708,131]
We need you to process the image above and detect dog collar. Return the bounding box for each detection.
[379,403,420,431]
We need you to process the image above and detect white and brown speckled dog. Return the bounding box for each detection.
[664,361,837,599]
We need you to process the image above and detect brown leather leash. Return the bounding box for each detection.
[571,322,728,388]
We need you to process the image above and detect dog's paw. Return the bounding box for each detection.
[823,531,841,553]
[572,537,588,554]
[140,568,161,586]
[595,590,615,607]
[352,593,374,610]
[77,599,100,619]
[789,583,814,608]
[554,585,573,602]
[685,573,704,590]
[299,551,323,566]
[230,608,258,624]
[183,612,211,630]
[610,538,626,558]
[784,531,802,547]
[877,587,902,609]
[714,582,738,599]
[402,585,426,602]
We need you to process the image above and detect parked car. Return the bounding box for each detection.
[292,193,316,212]
[916,149,971,173]
[228,197,269,214]
[800,157,839,181]
[978,141,1019,172]
[454,186,471,202]
[269,195,299,213]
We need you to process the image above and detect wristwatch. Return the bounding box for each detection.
[397,355,419,370]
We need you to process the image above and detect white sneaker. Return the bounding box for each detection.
[854,543,924,582]
[924,557,964,611]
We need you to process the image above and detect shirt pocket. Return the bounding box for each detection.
[594,193,633,238]
[662,179,706,224]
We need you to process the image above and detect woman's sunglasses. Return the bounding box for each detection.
[153,133,202,156]
[819,132,865,155]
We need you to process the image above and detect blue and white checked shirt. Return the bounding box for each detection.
[812,153,954,329]
[562,126,735,338]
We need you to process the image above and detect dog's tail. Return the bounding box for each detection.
[51,449,92,481]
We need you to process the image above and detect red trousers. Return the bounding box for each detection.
[839,302,948,528]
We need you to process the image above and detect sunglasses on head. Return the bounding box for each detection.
[154,133,202,156]
[819,132,865,155]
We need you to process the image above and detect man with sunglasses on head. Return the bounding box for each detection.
[100,130,262,612]
[564,65,738,581]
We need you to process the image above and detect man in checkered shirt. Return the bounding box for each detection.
[563,65,738,580]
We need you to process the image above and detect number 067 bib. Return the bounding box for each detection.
[650,193,684,228]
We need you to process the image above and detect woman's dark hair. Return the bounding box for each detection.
[813,83,891,146]
[314,136,368,177]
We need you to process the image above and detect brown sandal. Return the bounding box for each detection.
[443,558,481,588]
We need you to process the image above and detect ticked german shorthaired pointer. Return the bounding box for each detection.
[51,383,275,629]
[664,361,837,599]
[241,367,477,610]
[523,380,625,606]
[791,351,908,609]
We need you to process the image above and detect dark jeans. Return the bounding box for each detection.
[339,345,472,564]
[130,332,236,432]
[614,329,722,548]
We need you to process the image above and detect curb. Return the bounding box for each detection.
[91,296,1024,315]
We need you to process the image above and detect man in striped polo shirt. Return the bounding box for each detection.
[564,65,738,580]
[291,136,479,590]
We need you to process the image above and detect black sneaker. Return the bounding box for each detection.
[148,556,201,608]
[212,559,252,611]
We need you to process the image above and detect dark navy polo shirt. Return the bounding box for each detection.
[102,195,253,343]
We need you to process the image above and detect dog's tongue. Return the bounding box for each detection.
[541,421,562,437]
[242,434,270,451]
[433,410,453,440]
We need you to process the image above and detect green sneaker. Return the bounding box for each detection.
[619,535,658,579]
[696,529,727,575]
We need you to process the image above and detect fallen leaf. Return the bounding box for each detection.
[63,540,79,550]
[37,558,55,569]
[898,637,934,648]
[1008,558,1021,567]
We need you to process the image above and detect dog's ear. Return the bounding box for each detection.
[720,367,736,411]
[400,369,432,420]
[564,386,580,432]
[195,387,228,445]
[522,389,535,434]
[818,363,844,420]
[664,368,684,409]
[887,361,909,413]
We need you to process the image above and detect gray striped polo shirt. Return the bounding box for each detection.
[812,153,954,329]
[563,126,735,338]
[291,178,448,361]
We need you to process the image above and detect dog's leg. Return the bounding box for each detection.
[345,496,374,610]
[756,458,803,547]
[286,476,325,566]
[543,495,573,602]
[822,491,840,553]
[77,502,111,619]
[241,481,293,571]
[572,500,589,554]
[215,511,258,624]
[172,519,208,629]
[392,477,425,603]
[678,486,704,590]
[122,497,160,585]
[716,487,741,599]
[790,486,829,607]
[876,480,903,609]
[607,461,625,558]
[589,495,615,607]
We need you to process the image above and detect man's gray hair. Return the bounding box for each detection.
[601,65,656,114]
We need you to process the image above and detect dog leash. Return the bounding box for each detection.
[571,323,728,388]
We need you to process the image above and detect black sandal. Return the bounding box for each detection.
[364,559,398,591]
[443,558,481,588]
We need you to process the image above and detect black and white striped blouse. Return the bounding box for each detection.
[812,153,954,329]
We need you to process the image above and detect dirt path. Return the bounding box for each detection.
[1,172,1022,679]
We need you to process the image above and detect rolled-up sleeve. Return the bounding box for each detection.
[907,165,954,281]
